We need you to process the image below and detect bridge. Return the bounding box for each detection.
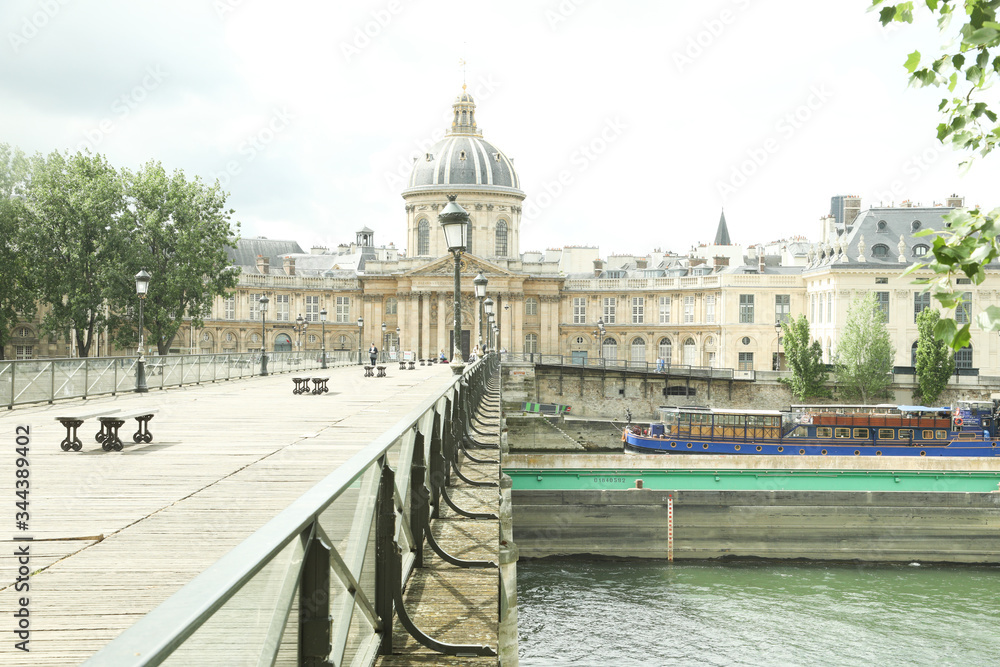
[0,357,510,665]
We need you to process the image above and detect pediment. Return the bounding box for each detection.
[402,254,519,279]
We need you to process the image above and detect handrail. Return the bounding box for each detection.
[499,353,740,380]
[1,350,359,409]
[84,353,501,666]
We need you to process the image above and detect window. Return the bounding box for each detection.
[202,332,212,342]
[834,427,851,438]
[737,351,753,370]
[853,428,869,439]
[275,294,289,322]
[308,334,317,343]
[816,427,832,438]
[818,293,824,324]
[251,333,260,343]
[810,294,816,322]
[15,345,32,359]
[914,292,930,322]
[913,244,928,257]
[16,327,31,337]
[683,295,694,323]
[705,294,716,323]
[936,430,947,439]
[305,295,320,322]
[875,277,888,285]
[921,430,934,440]
[659,337,671,361]
[739,294,754,323]
[899,429,913,440]
[879,428,895,440]
[956,292,971,324]
[875,291,889,322]
[955,345,972,369]
[630,337,646,362]
[385,298,397,315]
[524,333,538,353]
[417,219,430,256]
[224,295,235,320]
[658,296,671,324]
[684,338,696,365]
[495,221,508,257]
[911,220,921,232]
[872,244,890,258]
[573,297,587,324]
[775,294,790,323]
[631,297,644,324]
[602,337,618,360]
[249,294,260,321]
[876,220,888,232]
[335,296,350,323]
[603,297,616,324]
[827,292,833,322]
[525,297,538,316]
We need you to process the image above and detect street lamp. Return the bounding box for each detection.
[357,317,364,365]
[474,272,488,349]
[134,269,150,393]
[294,314,308,358]
[439,194,469,375]
[381,321,387,362]
[396,326,400,361]
[775,319,783,371]
[487,312,496,352]
[597,317,606,365]
[492,323,499,353]
[319,308,327,369]
[484,297,494,353]
[259,294,269,376]
[504,303,510,355]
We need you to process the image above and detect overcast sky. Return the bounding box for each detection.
[2,0,996,257]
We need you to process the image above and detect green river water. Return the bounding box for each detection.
[517,559,1000,666]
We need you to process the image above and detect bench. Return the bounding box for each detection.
[97,409,160,451]
[55,409,121,452]
[376,365,387,378]
[364,365,374,377]
[311,377,329,394]
[292,377,311,394]
[399,360,407,371]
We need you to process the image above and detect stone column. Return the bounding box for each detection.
[421,293,431,359]
[437,291,447,359]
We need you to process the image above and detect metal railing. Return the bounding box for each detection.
[84,354,501,666]
[500,353,740,380]
[1,350,358,409]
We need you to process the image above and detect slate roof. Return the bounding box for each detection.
[714,210,731,245]
[226,238,305,268]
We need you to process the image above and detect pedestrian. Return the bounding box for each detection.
[439,349,447,363]
[369,343,378,366]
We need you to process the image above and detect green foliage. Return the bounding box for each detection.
[107,161,241,355]
[834,292,896,403]
[872,0,1000,165]
[913,308,955,404]
[779,316,831,400]
[0,144,37,360]
[23,150,127,357]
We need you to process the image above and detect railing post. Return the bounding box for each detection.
[410,433,427,569]
[375,462,396,656]
[49,360,55,404]
[299,528,333,667]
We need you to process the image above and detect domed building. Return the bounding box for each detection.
[402,88,524,260]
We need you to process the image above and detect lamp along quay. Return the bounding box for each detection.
[320,308,328,369]
[258,294,269,376]
[357,317,364,365]
[134,269,151,393]
[474,271,488,350]
[439,194,470,375]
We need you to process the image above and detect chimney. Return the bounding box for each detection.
[690,257,706,267]
[758,247,766,273]
[636,258,648,269]
[283,256,296,276]
[593,259,604,277]
[310,245,327,255]
[946,194,965,208]
[713,255,730,267]
[256,255,269,275]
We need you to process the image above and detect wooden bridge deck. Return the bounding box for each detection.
[0,362,488,665]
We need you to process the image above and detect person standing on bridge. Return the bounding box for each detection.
[369,343,378,366]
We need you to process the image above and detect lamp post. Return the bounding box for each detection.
[395,326,400,361]
[474,272,487,350]
[319,308,327,369]
[492,322,499,354]
[134,270,150,393]
[504,303,510,354]
[597,317,606,366]
[259,294,269,376]
[484,296,494,353]
[381,322,387,362]
[439,195,469,375]
[357,317,364,365]
[294,314,308,360]
[774,319,783,371]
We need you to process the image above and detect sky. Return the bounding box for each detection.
[2,0,997,258]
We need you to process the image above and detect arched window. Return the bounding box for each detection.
[871,244,890,258]
[955,345,973,369]
[911,340,919,367]
[876,220,888,233]
[913,244,929,257]
[602,337,618,361]
[524,333,538,354]
[495,220,508,257]
[417,219,430,256]
[385,298,397,315]
[911,220,922,232]
[658,337,672,362]
[684,337,696,365]
[630,337,646,364]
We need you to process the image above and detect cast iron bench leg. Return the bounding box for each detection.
[133,415,154,444]
[103,419,126,452]
[60,419,84,452]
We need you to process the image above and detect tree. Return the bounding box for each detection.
[0,144,36,360]
[834,292,896,403]
[779,315,830,400]
[913,307,955,404]
[107,161,241,355]
[23,150,126,357]
[872,2,1000,349]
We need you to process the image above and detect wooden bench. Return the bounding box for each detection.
[55,409,121,452]
[376,365,387,378]
[311,377,329,394]
[364,365,375,377]
[292,377,311,394]
[97,409,160,451]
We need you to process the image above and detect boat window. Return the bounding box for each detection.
[816,427,832,438]
[834,427,851,438]
[936,430,947,439]
[786,425,809,438]
[853,428,869,439]
[922,430,934,439]
[878,428,894,439]
[898,429,913,439]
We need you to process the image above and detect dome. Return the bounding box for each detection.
[404,89,522,194]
